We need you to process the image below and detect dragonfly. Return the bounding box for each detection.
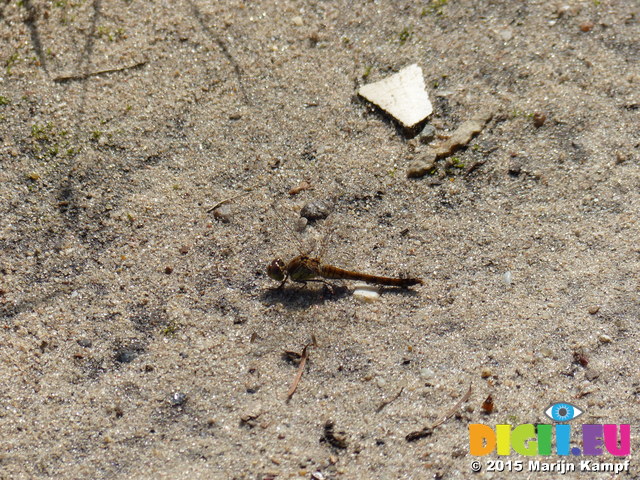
[267,254,423,289]
[266,212,423,289]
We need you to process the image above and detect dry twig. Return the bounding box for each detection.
[406,384,472,442]
[286,336,317,400]
[376,387,404,413]
[53,59,147,83]
[207,185,258,213]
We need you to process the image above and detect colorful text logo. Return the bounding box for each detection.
[469,402,630,457]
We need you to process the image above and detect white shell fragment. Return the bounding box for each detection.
[353,283,381,303]
[358,64,433,128]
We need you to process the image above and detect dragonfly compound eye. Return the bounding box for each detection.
[267,259,286,281]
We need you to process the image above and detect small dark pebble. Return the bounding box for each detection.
[573,349,589,367]
[481,394,494,414]
[233,315,247,325]
[321,421,348,449]
[170,392,187,407]
[533,112,546,128]
[282,350,303,365]
[178,245,190,255]
[300,200,332,221]
[164,266,173,274]
[406,427,433,442]
[418,124,436,144]
[115,350,138,363]
[77,338,92,348]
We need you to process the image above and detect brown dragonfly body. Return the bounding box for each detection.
[267,254,423,289]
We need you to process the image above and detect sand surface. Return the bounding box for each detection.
[1,1,639,478]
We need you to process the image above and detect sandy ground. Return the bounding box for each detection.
[1,0,639,478]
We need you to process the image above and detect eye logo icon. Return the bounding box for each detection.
[544,402,584,422]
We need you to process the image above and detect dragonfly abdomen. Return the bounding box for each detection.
[319,264,422,287]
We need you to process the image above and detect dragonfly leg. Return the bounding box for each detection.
[305,279,337,294]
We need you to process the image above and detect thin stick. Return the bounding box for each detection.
[207,186,257,213]
[431,384,473,429]
[405,384,472,442]
[286,336,317,400]
[53,59,147,83]
[376,387,404,413]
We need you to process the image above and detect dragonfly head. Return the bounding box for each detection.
[267,258,286,282]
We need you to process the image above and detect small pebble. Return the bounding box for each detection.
[533,112,546,128]
[353,288,380,303]
[240,402,263,423]
[407,158,436,179]
[615,152,628,164]
[584,369,600,382]
[164,266,173,274]
[539,347,553,358]
[502,271,512,285]
[598,334,612,344]
[170,392,187,407]
[291,15,304,27]
[294,216,308,233]
[179,245,190,255]
[498,28,513,41]
[115,350,137,363]
[508,159,523,177]
[579,21,594,32]
[480,368,492,379]
[77,338,92,348]
[420,367,434,380]
[300,199,332,221]
[588,305,600,315]
[213,204,232,223]
[376,377,387,388]
[418,124,436,144]
[481,394,494,414]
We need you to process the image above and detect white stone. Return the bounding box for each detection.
[353,286,380,303]
[358,64,432,128]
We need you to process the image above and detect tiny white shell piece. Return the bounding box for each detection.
[358,64,433,128]
[353,282,380,292]
[353,285,380,303]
